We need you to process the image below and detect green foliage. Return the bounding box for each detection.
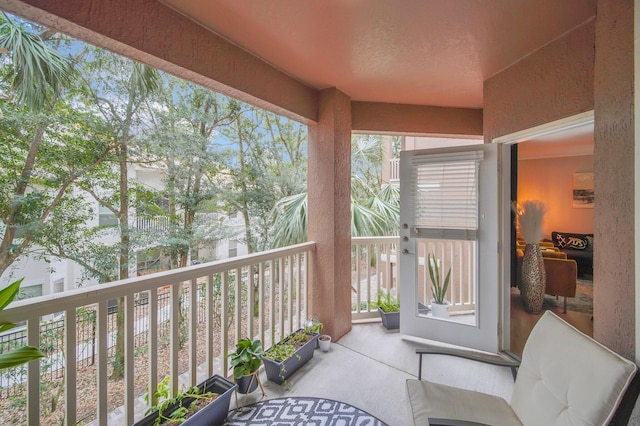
[264,322,322,363]
[0,278,45,370]
[427,253,451,305]
[145,376,217,425]
[270,134,400,248]
[227,337,263,379]
[0,13,70,111]
[263,343,296,363]
[371,290,399,313]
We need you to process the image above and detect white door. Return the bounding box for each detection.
[399,144,500,353]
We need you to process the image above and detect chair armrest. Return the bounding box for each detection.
[429,419,492,426]
[416,346,521,381]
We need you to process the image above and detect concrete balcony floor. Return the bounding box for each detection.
[233,321,516,425]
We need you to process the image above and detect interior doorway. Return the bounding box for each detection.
[494,112,595,354]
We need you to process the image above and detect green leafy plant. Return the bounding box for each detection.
[0,278,45,370]
[371,290,399,312]
[227,337,263,379]
[427,253,451,305]
[264,343,297,363]
[263,321,322,385]
[144,376,218,425]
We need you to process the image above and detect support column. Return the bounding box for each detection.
[594,0,635,359]
[308,88,352,340]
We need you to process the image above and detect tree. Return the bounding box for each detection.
[144,77,240,268]
[0,14,112,279]
[76,47,161,378]
[220,109,308,252]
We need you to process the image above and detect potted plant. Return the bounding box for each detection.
[428,253,452,318]
[135,374,236,426]
[227,337,264,394]
[371,290,400,329]
[263,321,322,384]
[318,334,331,352]
[0,278,45,370]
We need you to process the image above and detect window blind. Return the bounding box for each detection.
[409,151,483,240]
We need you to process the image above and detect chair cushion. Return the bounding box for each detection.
[406,379,522,426]
[511,311,637,426]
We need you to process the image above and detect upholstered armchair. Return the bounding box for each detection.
[406,311,639,425]
[515,248,577,313]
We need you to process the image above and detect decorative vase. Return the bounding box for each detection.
[521,243,546,314]
[430,300,450,318]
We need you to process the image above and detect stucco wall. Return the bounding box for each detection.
[484,20,595,143]
[593,0,635,359]
[485,2,636,359]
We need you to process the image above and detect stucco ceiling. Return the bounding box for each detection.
[160,0,595,109]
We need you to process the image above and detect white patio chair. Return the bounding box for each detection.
[406,311,640,426]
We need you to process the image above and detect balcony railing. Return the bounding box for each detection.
[0,242,314,425]
[0,237,476,424]
[389,158,400,183]
[351,236,476,318]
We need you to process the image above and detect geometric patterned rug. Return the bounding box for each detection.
[225,397,388,425]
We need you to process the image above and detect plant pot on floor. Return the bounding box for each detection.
[263,329,319,385]
[430,300,451,318]
[377,307,400,330]
[318,335,331,352]
[134,374,236,426]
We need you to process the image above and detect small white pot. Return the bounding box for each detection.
[318,334,332,352]
[430,300,451,318]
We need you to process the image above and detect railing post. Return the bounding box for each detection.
[148,288,158,408]
[26,318,40,426]
[65,308,77,426]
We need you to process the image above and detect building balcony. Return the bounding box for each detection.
[0,236,485,424]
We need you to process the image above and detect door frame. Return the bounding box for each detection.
[492,110,595,350]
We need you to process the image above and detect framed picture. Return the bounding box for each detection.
[573,172,594,208]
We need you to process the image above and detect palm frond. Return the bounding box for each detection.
[131,62,161,98]
[271,192,307,247]
[0,20,69,111]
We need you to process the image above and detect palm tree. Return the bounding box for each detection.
[271,135,399,247]
[0,13,70,367]
[0,12,69,111]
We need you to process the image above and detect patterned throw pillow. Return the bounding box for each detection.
[555,233,588,250]
[555,233,569,248]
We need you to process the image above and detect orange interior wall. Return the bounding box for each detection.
[518,155,594,239]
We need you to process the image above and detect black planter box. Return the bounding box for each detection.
[133,374,236,426]
[263,330,319,385]
[378,307,400,330]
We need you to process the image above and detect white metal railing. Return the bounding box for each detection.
[351,237,476,319]
[135,215,170,232]
[416,239,476,313]
[351,236,399,320]
[389,158,400,183]
[0,242,314,425]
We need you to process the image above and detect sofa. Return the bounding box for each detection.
[516,246,577,313]
[551,231,593,276]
